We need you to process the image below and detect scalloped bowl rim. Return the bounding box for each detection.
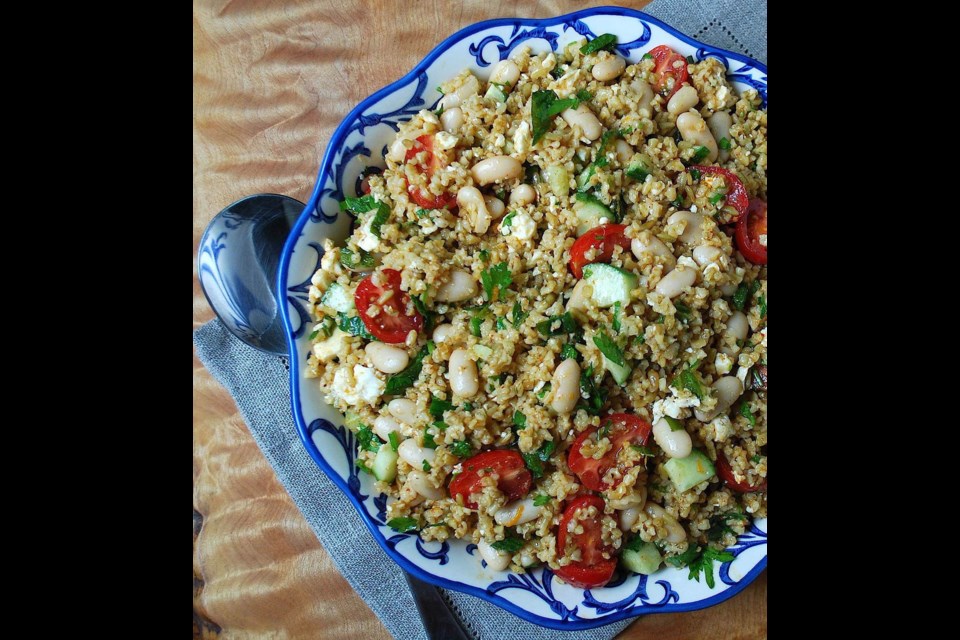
[278,5,766,630]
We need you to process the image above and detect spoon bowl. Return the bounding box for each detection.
[197,193,305,355]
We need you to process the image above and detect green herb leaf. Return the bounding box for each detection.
[422,459,432,471]
[739,403,756,426]
[666,545,701,568]
[429,395,455,419]
[340,247,377,269]
[670,361,704,400]
[388,431,400,452]
[463,402,473,411]
[550,64,566,79]
[690,168,702,180]
[663,416,685,432]
[355,459,373,475]
[387,517,419,533]
[502,211,518,228]
[685,55,696,64]
[758,294,767,318]
[422,427,437,449]
[308,329,319,340]
[674,301,692,323]
[533,494,551,507]
[339,194,379,214]
[719,137,731,150]
[337,312,376,340]
[642,53,653,60]
[624,535,645,552]
[522,440,556,479]
[709,192,725,205]
[751,454,762,463]
[415,208,432,218]
[450,440,472,457]
[561,343,580,361]
[481,262,513,301]
[631,444,656,457]
[513,411,527,430]
[536,382,552,399]
[531,90,587,144]
[593,329,626,366]
[580,33,617,55]
[384,343,431,395]
[370,202,390,238]
[356,425,381,453]
[577,364,607,416]
[732,282,752,310]
[707,510,749,542]
[490,536,525,553]
[612,301,622,332]
[479,249,490,262]
[690,146,710,163]
[511,300,529,329]
[576,89,593,102]
[537,311,578,337]
[469,304,490,337]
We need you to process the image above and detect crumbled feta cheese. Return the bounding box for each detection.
[759,234,767,247]
[511,212,536,240]
[717,85,729,102]
[652,397,695,424]
[435,131,459,150]
[354,365,385,405]
[312,328,348,362]
[715,352,734,375]
[513,120,531,156]
[357,216,380,252]
[710,415,734,442]
[420,109,440,126]
[331,367,357,404]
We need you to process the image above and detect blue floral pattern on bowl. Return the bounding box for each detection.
[278,7,766,630]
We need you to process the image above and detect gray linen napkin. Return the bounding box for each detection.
[194,3,765,638]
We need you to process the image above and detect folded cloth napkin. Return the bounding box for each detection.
[194,2,765,638]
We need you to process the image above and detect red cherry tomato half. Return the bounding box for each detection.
[567,414,652,491]
[354,269,423,344]
[649,45,689,101]
[735,198,767,265]
[554,495,617,589]
[568,224,631,279]
[716,453,767,493]
[405,134,457,209]
[690,166,749,221]
[449,450,532,510]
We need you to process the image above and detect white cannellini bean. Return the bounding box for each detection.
[631,234,676,272]
[615,139,633,165]
[561,104,602,141]
[607,486,647,511]
[478,539,512,571]
[436,269,479,302]
[565,278,592,319]
[471,156,522,186]
[509,184,536,206]
[652,418,693,459]
[707,111,733,162]
[630,79,655,117]
[551,359,581,414]
[494,497,543,526]
[695,376,744,422]
[645,503,687,543]
[449,348,479,398]
[373,416,402,442]
[667,210,706,245]
[591,55,626,82]
[440,107,464,133]
[365,342,410,374]
[693,245,723,267]
[406,470,444,500]
[655,263,696,299]
[489,60,520,87]
[398,438,436,469]
[387,399,418,426]
[720,311,749,355]
[667,85,699,115]
[483,194,506,219]
[676,111,718,163]
[720,282,739,296]
[619,504,644,531]
[438,74,480,110]
[432,323,456,344]
[457,185,492,234]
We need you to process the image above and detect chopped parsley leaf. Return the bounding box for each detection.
[502,211,518,227]
[719,137,731,150]
[481,262,513,301]
[450,440,472,457]
[663,416,685,432]
[511,300,529,329]
[383,343,430,395]
[593,328,626,366]
[739,403,756,426]
[561,343,579,361]
[533,494,551,507]
[513,411,527,430]
[429,395,455,419]
[491,536,525,553]
[387,517,419,533]
[670,359,704,400]
[388,431,400,452]
[356,426,381,453]
[580,33,618,55]
[612,301,622,332]
[690,168,702,180]
[422,459,432,472]
[690,146,710,163]
[522,440,556,479]
[531,89,590,144]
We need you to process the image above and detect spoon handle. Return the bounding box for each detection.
[403,572,471,640]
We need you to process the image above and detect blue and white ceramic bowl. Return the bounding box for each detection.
[278,6,766,630]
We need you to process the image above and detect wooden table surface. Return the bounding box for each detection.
[192,1,766,637]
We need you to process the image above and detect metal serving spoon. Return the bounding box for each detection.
[198,193,470,640]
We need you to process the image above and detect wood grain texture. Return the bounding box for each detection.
[193,1,766,638]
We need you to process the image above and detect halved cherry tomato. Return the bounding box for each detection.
[649,45,689,101]
[405,134,457,209]
[568,224,630,279]
[554,495,617,589]
[449,450,532,510]
[689,166,749,221]
[716,453,767,493]
[354,268,423,344]
[567,414,652,491]
[735,198,767,265]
